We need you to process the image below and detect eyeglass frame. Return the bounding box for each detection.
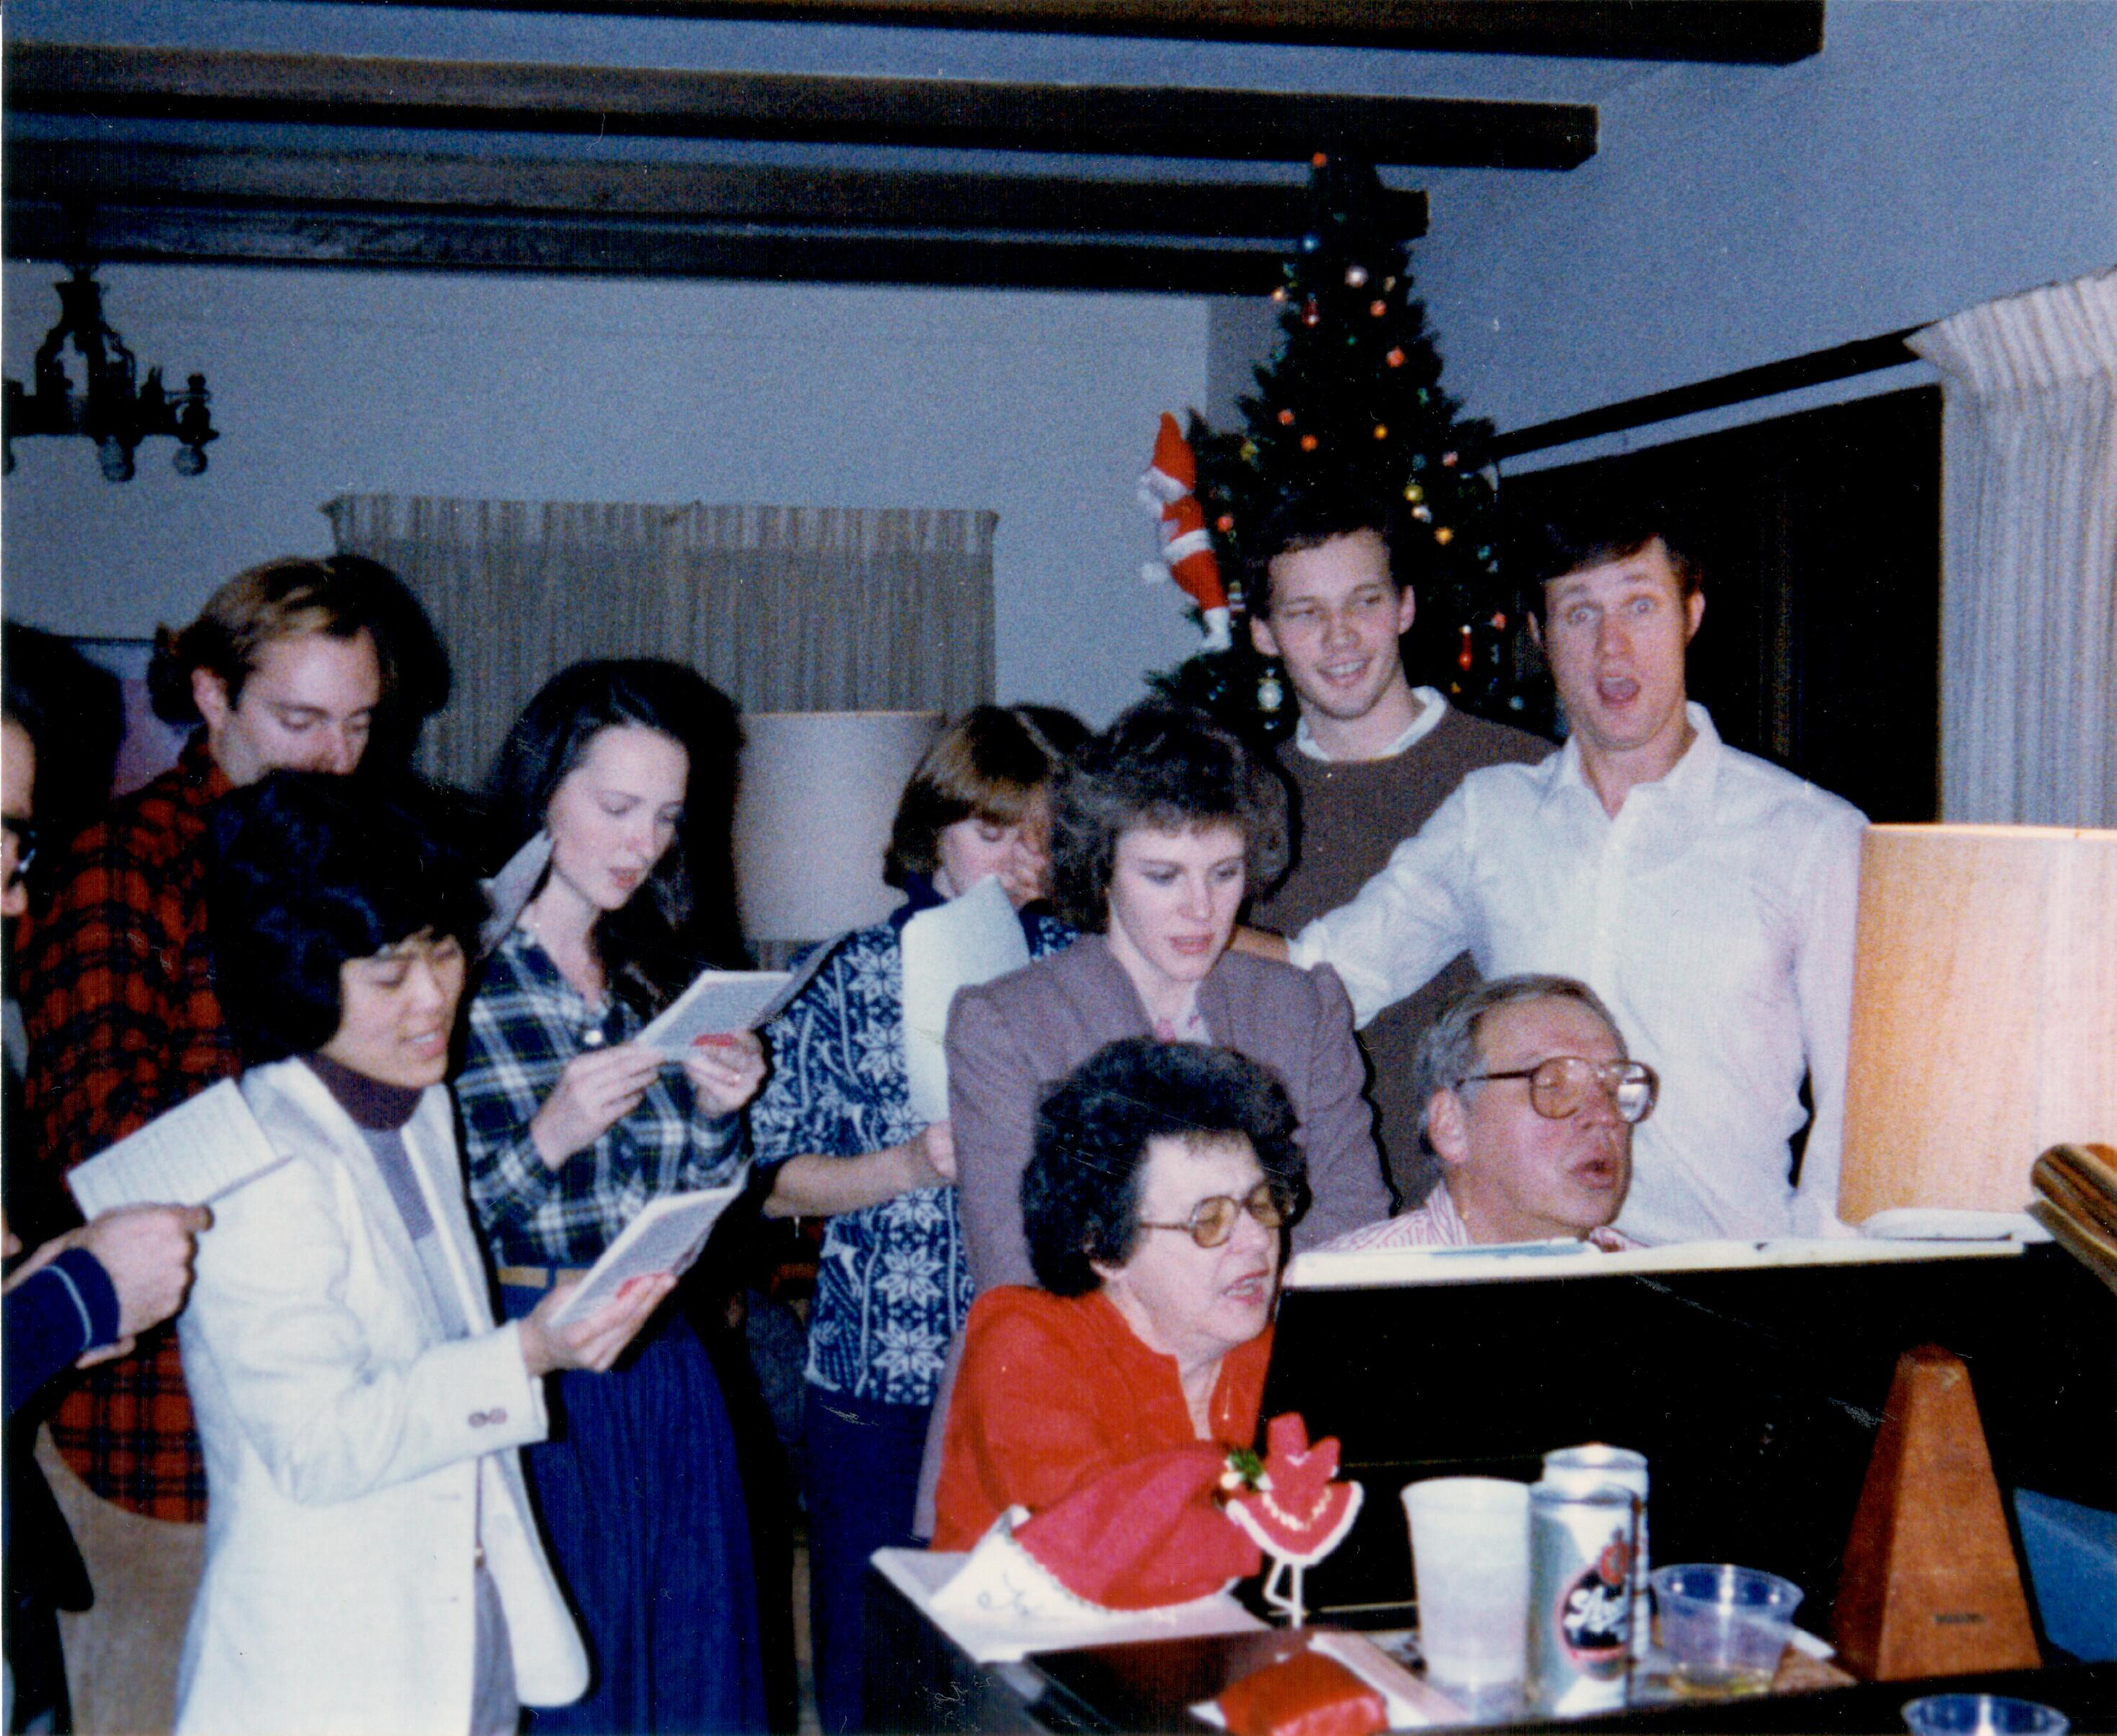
[1458,1055,1660,1124]
[1,815,38,890]
[1136,1179,1292,1249]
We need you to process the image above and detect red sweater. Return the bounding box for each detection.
[932,1286,1274,1552]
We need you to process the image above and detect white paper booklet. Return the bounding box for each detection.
[635,943,837,1058]
[478,831,553,958]
[67,1080,289,1220]
[548,1174,746,1325]
[900,875,1032,1124]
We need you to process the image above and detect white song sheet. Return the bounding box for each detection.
[548,1175,746,1324]
[635,943,837,1058]
[901,876,1031,1125]
[67,1080,289,1219]
[478,831,553,958]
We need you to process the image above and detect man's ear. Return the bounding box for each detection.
[1250,610,1281,660]
[1527,610,1544,651]
[191,666,233,732]
[1393,583,1416,638]
[1426,1088,1472,1171]
[1684,590,1705,643]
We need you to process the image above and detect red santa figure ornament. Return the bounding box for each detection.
[1139,412,1233,650]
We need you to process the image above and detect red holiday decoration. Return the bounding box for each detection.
[1225,1414,1365,1628]
[1139,416,1232,650]
[1299,433,1319,451]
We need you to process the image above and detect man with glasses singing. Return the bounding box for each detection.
[1324,977,1649,1251]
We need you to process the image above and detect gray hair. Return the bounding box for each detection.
[1410,974,1626,1154]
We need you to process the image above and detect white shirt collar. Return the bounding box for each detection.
[1548,701,1723,814]
[1293,686,1449,762]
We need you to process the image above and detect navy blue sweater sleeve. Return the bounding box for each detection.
[4,1246,122,1416]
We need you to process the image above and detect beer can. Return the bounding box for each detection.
[1543,1443,1650,1659]
[1528,1481,1635,1714]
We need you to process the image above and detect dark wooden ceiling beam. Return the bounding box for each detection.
[285,0,1824,63]
[4,196,1293,293]
[7,43,1595,169]
[4,140,1427,242]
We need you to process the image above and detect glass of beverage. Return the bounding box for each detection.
[1401,1477,1531,1690]
[1650,1564,1802,1695]
[1901,1695,2071,1735]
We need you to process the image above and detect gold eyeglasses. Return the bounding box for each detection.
[1461,1056,1659,1124]
[1137,1180,1291,1248]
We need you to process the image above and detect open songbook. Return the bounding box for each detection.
[67,1080,289,1219]
[547,1173,747,1325]
[635,943,837,1058]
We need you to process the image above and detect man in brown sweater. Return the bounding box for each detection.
[1246,494,1545,1207]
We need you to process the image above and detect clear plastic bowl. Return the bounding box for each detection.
[1649,1563,1804,1695]
[1901,1693,2071,1735]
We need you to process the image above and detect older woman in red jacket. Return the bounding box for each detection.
[933,1038,1300,1550]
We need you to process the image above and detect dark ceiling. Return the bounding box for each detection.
[4,1,1824,293]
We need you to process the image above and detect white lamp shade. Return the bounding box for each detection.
[734,710,941,944]
[1838,824,2117,1221]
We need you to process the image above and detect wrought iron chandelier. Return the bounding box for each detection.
[3,265,217,480]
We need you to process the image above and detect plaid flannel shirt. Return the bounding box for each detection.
[458,926,747,1267]
[23,736,238,1520]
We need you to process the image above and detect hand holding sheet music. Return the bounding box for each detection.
[547,1175,747,1326]
[635,943,838,1058]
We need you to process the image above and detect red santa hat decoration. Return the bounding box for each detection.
[1224,1414,1366,1629]
[1140,412,1233,651]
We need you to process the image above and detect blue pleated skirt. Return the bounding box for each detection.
[501,1287,766,1735]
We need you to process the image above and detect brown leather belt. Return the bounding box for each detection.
[495,1264,596,1291]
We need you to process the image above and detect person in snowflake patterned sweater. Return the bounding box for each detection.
[750,703,1082,1736]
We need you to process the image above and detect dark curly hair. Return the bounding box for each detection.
[486,658,742,1013]
[206,770,486,1066]
[1022,1037,1307,1296]
[1048,699,1289,932]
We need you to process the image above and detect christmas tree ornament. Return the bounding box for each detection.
[1372,425,1388,441]
[1403,482,1424,503]
[1301,233,1320,252]
[1491,611,1508,630]
[1344,265,1370,288]
[1441,450,1459,467]
[1384,276,1397,290]
[1138,417,1234,650]
[1270,286,1289,304]
[1240,440,1257,460]
[1412,504,1433,522]
[1299,433,1319,451]
[1435,526,1454,545]
[1302,299,1321,327]
[1216,513,1235,533]
[1459,624,1475,673]
[1386,347,1406,368]
[1257,667,1284,713]
[1368,299,1386,318]
[1277,407,1297,426]
[1311,152,1329,169]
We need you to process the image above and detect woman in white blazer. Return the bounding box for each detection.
[172,772,671,1736]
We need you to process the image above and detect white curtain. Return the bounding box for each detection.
[324,495,998,789]
[1908,268,2117,826]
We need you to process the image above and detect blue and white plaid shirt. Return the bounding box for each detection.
[751,901,1070,1408]
[459,925,747,1267]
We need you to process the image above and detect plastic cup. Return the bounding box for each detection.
[1649,1563,1803,1695]
[1401,1476,1531,1690]
[1901,1695,2071,1735]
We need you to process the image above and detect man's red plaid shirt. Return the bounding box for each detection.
[25,736,239,1522]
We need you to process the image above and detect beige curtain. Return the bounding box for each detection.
[1908,268,2117,826]
[324,495,997,788]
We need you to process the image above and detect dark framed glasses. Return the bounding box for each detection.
[1,816,38,891]
[1137,1180,1290,1249]
[1461,1056,1659,1124]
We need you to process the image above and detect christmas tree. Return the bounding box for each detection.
[1147,154,1545,739]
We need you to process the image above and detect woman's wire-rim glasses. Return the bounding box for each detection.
[1137,1180,1291,1248]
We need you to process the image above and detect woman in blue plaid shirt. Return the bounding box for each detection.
[458,660,767,1735]
[750,705,1082,1735]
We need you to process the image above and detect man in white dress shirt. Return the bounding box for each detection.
[1273,513,1867,1243]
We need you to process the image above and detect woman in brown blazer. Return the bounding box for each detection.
[945,699,1390,1293]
